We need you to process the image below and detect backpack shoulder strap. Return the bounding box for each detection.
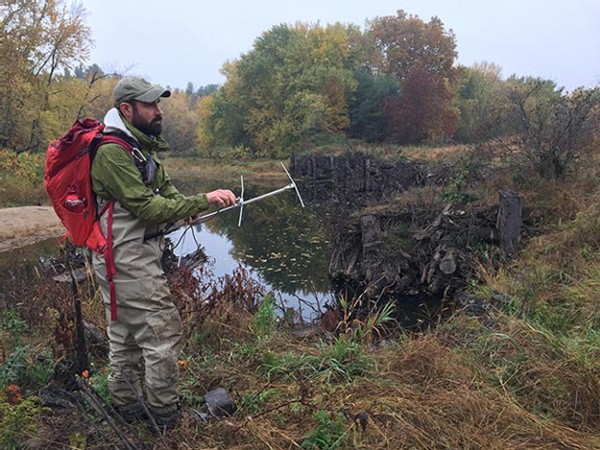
[96,133,134,154]
[96,133,155,186]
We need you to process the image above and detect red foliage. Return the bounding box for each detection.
[384,68,459,144]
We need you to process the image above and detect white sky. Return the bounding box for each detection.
[79,0,600,93]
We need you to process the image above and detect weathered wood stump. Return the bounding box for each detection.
[496,190,523,257]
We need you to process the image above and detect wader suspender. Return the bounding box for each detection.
[99,199,118,321]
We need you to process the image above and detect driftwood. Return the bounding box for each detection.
[415,204,465,293]
[328,197,522,304]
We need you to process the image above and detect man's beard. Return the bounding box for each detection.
[131,106,162,136]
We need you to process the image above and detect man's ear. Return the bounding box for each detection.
[118,102,133,121]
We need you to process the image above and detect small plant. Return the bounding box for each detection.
[301,410,349,450]
[258,349,314,381]
[68,432,87,449]
[306,334,375,383]
[335,294,397,345]
[0,149,44,184]
[1,310,28,351]
[252,293,278,336]
[0,395,46,449]
[440,171,478,203]
[241,388,277,414]
[0,345,54,390]
[0,149,47,206]
[88,366,111,404]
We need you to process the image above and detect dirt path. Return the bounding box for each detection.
[0,206,65,252]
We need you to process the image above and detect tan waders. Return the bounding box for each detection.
[93,201,182,421]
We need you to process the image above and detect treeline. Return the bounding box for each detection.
[2,1,599,178]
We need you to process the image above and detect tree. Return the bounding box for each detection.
[77,75,119,120]
[0,0,91,152]
[72,63,104,81]
[160,90,198,154]
[503,78,600,179]
[184,82,220,109]
[454,62,507,143]
[384,68,458,144]
[195,84,219,97]
[197,77,251,157]
[202,22,358,156]
[347,69,399,142]
[367,10,457,83]
[365,10,458,144]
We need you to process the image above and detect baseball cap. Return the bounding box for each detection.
[114,77,171,106]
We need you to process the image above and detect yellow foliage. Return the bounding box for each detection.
[0,149,44,184]
[195,95,216,150]
[79,77,119,120]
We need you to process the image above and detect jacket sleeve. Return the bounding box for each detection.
[91,144,209,223]
[154,157,186,200]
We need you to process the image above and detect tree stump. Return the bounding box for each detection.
[496,190,523,257]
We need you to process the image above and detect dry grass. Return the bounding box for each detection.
[6,257,598,449]
[159,314,599,450]
[401,144,472,162]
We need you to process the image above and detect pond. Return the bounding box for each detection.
[167,186,334,320]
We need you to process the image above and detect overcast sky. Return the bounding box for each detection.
[79,0,600,93]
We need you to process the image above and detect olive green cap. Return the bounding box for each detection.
[114,77,171,106]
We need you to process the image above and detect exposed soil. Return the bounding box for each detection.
[0,206,65,252]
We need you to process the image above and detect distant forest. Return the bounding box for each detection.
[2,0,599,168]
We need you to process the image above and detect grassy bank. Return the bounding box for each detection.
[1,145,599,449]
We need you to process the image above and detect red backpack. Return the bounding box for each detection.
[45,118,134,320]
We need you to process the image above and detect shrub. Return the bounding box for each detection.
[0,149,46,206]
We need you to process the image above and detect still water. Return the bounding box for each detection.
[167,187,334,320]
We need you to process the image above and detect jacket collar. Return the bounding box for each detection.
[103,107,170,153]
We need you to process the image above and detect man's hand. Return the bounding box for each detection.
[206,189,237,209]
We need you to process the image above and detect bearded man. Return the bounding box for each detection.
[91,77,236,428]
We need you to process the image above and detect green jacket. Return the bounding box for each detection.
[91,110,209,223]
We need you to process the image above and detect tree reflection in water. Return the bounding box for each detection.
[171,191,333,320]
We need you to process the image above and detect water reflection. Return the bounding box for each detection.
[170,189,333,319]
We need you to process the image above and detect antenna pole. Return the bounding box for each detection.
[144,164,305,241]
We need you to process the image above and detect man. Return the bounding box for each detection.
[91,77,236,427]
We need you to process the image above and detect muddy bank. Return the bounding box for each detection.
[0,206,64,252]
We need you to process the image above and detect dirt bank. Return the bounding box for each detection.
[0,206,65,252]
